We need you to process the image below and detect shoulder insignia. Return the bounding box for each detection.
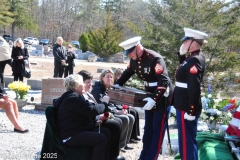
[155,63,163,74]
[190,65,198,74]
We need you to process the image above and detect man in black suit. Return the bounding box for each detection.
[53,37,67,78]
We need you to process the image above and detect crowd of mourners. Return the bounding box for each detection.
[54,69,141,160]
[0,26,209,160]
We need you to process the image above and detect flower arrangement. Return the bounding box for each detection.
[8,81,31,99]
[201,84,238,125]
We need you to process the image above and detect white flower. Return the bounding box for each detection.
[216,110,222,115]
[227,112,232,117]
[208,94,212,98]
[213,99,220,103]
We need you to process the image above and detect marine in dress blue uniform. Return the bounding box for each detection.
[116,37,173,160]
[174,28,208,160]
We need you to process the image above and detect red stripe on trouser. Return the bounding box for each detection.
[233,111,240,119]
[181,111,187,160]
[154,112,166,160]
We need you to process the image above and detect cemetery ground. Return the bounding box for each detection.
[1,56,176,160]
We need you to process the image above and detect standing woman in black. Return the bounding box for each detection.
[11,38,29,82]
[64,44,76,78]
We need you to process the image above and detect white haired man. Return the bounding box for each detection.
[53,37,67,78]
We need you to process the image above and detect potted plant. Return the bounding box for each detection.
[8,81,31,108]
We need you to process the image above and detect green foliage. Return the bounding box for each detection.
[62,41,70,48]
[126,0,240,91]
[88,13,123,58]
[102,0,121,13]
[125,74,144,90]
[10,0,38,35]
[79,32,90,52]
[0,0,14,26]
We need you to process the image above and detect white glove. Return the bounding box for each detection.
[143,97,156,110]
[102,96,110,104]
[184,113,195,121]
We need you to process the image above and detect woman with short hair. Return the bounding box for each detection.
[11,38,29,82]
[54,74,111,160]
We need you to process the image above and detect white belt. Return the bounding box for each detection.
[144,81,158,87]
[175,82,188,88]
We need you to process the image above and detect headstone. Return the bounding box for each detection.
[43,45,52,56]
[31,50,43,56]
[4,76,14,87]
[43,45,49,52]
[83,51,94,60]
[75,50,83,59]
[88,55,97,62]
[97,68,104,73]
[108,56,114,63]
[27,79,42,90]
[35,45,43,50]
[114,53,124,63]
[35,78,66,110]
[97,58,103,62]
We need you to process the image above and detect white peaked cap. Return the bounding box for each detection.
[183,28,208,40]
[119,36,141,50]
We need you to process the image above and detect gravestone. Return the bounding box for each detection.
[31,50,43,56]
[88,55,97,62]
[114,53,124,63]
[75,50,83,59]
[43,45,52,56]
[35,45,43,50]
[31,45,43,56]
[83,51,94,60]
[35,78,66,110]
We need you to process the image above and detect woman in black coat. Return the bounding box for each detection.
[54,74,111,160]
[11,38,29,82]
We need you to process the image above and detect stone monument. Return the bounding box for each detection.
[35,78,66,110]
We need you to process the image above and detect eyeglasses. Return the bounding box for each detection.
[68,47,72,48]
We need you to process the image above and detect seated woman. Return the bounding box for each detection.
[114,68,141,142]
[53,74,111,160]
[91,69,135,152]
[0,86,28,133]
[78,70,125,160]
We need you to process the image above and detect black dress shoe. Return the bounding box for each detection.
[14,128,29,133]
[129,139,138,143]
[124,145,134,150]
[120,148,126,152]
[115,155,125,160]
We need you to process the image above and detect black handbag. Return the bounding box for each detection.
[22,69,31,78]
[22,59,31,78]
